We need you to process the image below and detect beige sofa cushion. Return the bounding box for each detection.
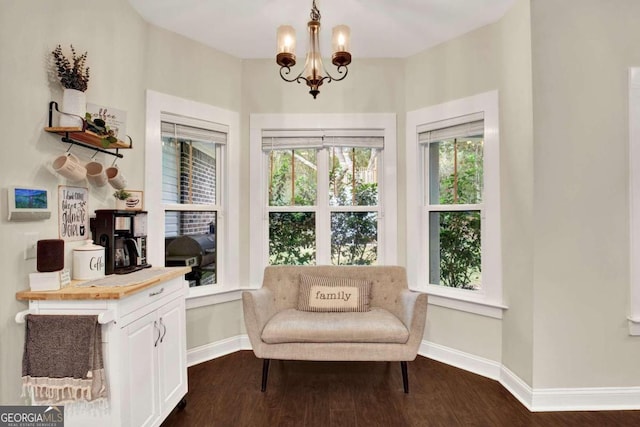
[297,274,371,312]
[261,308,409,344]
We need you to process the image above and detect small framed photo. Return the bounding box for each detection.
[125,190,143,211]
[116,190,143,211]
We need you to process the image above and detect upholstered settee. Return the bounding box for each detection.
[242,265,428,393]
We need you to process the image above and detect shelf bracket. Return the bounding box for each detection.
[48,101,87,131]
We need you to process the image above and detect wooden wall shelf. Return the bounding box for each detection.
[46,101,132,158]
[45,127,131,150]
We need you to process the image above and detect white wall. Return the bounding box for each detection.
[498,0,535,386]
[0,0,243,404]
[404,10,508,365]
[144,25,242,113]
[142,22,245,362]
[0,0,147,405]
[3,0,639,407]
[405,0,640,390]
[530,0,640,388]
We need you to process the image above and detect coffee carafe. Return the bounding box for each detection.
[91,209,151,275]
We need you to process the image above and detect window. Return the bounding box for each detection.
[406,91,504,318]
[329,144,380,265]
[145,91,240,305]
[250,114,397,286]
[264,132,383,266]
[161,117,225,287]
[421,114,484,290]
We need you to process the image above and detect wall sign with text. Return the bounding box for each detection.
[86,103,128,143]
[58,186,89,241]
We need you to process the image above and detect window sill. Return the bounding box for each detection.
[186,285,243,309]
[414,284,507,319]
[628,317,640,336]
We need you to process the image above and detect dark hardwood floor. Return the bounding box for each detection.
[162,351,640,427]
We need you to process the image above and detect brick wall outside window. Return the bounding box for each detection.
[180,143,216,235]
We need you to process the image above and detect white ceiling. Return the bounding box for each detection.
[128,0,516,59]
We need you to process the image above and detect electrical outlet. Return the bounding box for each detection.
[24,232,38,260]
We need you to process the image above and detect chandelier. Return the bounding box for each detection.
[276,0,352,99]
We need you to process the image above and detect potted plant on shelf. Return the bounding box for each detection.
[113,189,132,210]
[51,44,90,128]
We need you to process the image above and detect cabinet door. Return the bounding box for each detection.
[157,295,187,414]
[122,310,160,427]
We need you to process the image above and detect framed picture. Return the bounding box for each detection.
[116,190,143,211]
[58,185,89,241]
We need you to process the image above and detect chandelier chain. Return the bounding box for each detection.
[310,0,321,21]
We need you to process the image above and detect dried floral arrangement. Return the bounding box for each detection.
[51,44,90,92]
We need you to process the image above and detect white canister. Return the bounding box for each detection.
[73,240,105,280]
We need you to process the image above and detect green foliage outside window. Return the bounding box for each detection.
[268,147,379,266]
[331,183,378,265]
[269,150,316,206]
[437,211,481,288]
[269,212,316,265]
[433,138,483,289]
[268,149,317,264]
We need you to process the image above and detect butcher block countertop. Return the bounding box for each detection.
[16,266,191,301]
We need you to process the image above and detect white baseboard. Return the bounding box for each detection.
[531,386,640,412]
[419,340,640,412]
[500,365,534,410]
[188,336,640,412]
[418,340,502,380]
[187,334,251,367]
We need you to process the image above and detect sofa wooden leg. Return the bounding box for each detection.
[401,361,409,393]
[261,359,270,392]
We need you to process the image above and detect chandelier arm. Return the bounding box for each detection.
[279,66,309,85]
[321,65,349,83]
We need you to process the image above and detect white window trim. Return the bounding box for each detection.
[145,90,240,305]
[406,90,505,319]
[249,113,397,288]
[628,68,640,335]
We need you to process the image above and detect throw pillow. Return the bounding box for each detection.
[297,274,371,312]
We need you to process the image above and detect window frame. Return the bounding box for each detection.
[628,67,640,335]
[406,91,505,318]
[145,90,240,307]
[249,114,397,287]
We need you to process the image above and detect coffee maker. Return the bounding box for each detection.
[91,209,151,275]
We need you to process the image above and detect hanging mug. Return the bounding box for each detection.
[106,166,127,190]
[85,161,108,187]
[52,152,86,181]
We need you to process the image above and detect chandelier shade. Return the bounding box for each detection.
[331,25,351,66]
[276,0,352,99]
[276,25,296,67]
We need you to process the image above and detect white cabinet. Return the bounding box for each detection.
[22,273,188,427]
[122,295,187,427]
[122,310,160,427]
[157,297,187,411]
